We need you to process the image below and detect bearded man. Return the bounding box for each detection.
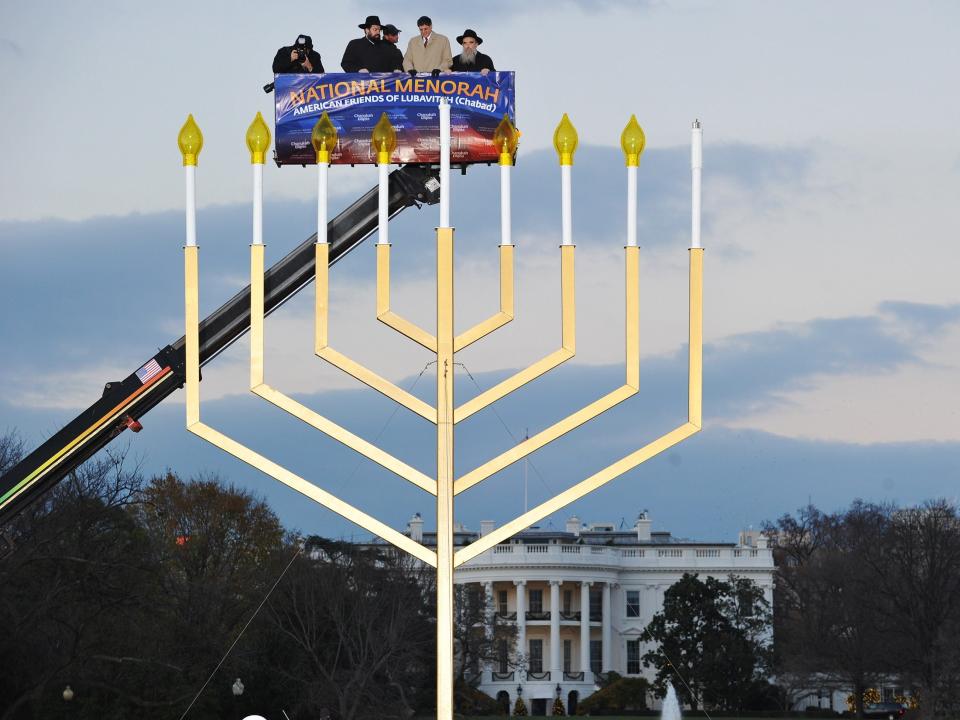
[342,15,391,72]
[451,29,495,74]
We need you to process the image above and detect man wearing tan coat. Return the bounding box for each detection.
[402,16,452,75]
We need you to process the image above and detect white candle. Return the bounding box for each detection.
[317,160,328,244]
[561,165,572,245]
[500,163,511,246]
[439,100,451,228]
[185,165,197,247]
[626,165,637,247]
[691,119,702,249]
[252,164,263,245]
[377,162,389,244]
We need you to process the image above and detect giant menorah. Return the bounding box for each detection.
[177,103,703,720]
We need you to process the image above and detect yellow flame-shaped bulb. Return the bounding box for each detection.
[552,113,578,166]
[620,115,646,167]
[493,114,519,166]
[178,114,204,166]
[371,112,398,165]
[245,112,271,165]
[311,112,339,164]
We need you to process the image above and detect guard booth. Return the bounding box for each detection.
[272,71,516,166]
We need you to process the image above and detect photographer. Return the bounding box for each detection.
[272,34,324,74]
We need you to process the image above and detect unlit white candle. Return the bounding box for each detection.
[691,120,702,249]
[500,163,511,246]
[377,162,389,244]
[439,100,451,228]
[626,165,637,247]
[185,165,197,246]
[252,164,263,245]
[561,165,572,245]
[317,160,328,244]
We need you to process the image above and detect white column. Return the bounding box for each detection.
[252,164,263,245]
[601,582,612,672]
[184,166,197,246]
[484,581,495,683]
[691,119,702,249]
[549,580,561,679]
[579,581,591,678]
[514,580,526,671]
[377,162,389,244]
[317,160,328,244]
[439,100,451,228]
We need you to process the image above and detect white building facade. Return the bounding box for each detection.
[409,513,775,714]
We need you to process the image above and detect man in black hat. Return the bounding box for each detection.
[341,15,392,72]
[272,34,324,74]
[402,16,452,75]
[380,24,405,72]
[451,29,495,74]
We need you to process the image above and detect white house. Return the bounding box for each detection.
[405,512,775,715]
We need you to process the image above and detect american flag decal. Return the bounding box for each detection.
[135,359,163,384]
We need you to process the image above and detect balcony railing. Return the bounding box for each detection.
[471,543,771,566]
[492,671,515,681]
[525,610,550,621]
[559,611,580,621]
[496,611,517,620]
[563,671,585,681]
[527,670,550,680]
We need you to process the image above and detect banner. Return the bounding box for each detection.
[274,72,515,166]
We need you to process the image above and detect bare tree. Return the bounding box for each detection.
[267,538,435,720]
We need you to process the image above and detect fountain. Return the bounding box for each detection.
[661,683,682,720]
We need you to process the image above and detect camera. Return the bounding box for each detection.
[293,46,308,62]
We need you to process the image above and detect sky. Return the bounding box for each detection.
[1,1,959,545]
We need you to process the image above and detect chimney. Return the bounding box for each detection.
[566,515,581,537]
[635,510,651,541]
[480,520,495,537]
[408,513,423,542]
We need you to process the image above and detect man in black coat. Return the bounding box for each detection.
[451,29,495,74]
[380,24,404,71]
[342,15,392,72]
[272,34,324,73]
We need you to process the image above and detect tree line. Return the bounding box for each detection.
[0,435,510,720]
[3,429,958,719]
[765,500,960,719]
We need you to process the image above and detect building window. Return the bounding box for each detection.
[563,589,573,614]
[589,587,602,621]
[529,589,543,614]
[563,639,572,672]
[498,589,508,616]
[498,640,508,673]
[529,639,544,673]
[590,640,602,674]
[626,639,641,674]
[626,590,640,617]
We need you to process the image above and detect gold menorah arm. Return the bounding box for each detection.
[455,246,639,494]
[314,242,438,423]
[184,246,437,566]
[454,422,699,567]
[247,245,436,494]
[453,247,703,567]
[454,245,575,423]
[377,244,438,352]
[454,244,515,352]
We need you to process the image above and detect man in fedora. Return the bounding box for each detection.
[402,16,452,76]
[342,15,391,72]
[380,24,404,71]
[451,29,495,74]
